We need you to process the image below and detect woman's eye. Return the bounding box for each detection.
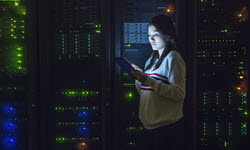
[148,34,159,37]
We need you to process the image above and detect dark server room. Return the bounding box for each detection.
[0,0,249,150]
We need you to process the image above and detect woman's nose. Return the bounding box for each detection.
[149,36,155,40]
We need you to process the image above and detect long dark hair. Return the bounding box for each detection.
[144,14,178,71]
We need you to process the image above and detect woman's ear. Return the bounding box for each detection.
[164,35,170,42]
[164,35,173,43]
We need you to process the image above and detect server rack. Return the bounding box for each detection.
[38,0,111,149]
[0,0,248,150]
[196,0,248,149]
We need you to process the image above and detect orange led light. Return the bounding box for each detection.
[240,76,243,79]
[237,87,241,90]
[165,4,174,14]
[236,6,248,21]
[81,142,86,146]
[76,142,87,150]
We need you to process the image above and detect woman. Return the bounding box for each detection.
[130,14,186,150]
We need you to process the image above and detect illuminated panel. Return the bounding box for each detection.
[49,87,102,150]
[55,0,104,61]
[0,0,28,150]
[0,87,28,150]
[0,0,27,76]
[197,0,248,149]
[49,0,104,149]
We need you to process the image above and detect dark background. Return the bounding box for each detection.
[0,0,249,150]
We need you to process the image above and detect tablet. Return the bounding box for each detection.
[115,57,136,79]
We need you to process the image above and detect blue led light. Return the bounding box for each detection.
[3,137,16,148]
[3,121,17,131]
[78,126,88,134]
[78,111,88,118]
[2,105,16,116]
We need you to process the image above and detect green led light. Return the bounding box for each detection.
[244,112,248,115]
[61,90,99,97]
[125,92,134,100]
[96,30,101,33]
[129,92,132,97]
[124,83,135,86]
[17,54,22,57]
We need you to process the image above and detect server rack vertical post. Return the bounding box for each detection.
[26,0,40,149]
[102,0,113,149]
[176,0,197,150]
[38,0,54,149]
[112,0,123,149]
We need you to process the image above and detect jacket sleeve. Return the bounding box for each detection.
[134,57,151,95]
[143,55,186,103]
[135,80,141,94]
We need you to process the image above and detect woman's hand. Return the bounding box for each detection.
[131,64,143,72]
[130,64,148,83]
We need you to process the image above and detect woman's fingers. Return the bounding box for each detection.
[131,64,142,72]
[131,64,137,69]
[131,69,140,78]
[130,69,147,82]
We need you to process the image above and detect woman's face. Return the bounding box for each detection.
[148,25,166,51]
